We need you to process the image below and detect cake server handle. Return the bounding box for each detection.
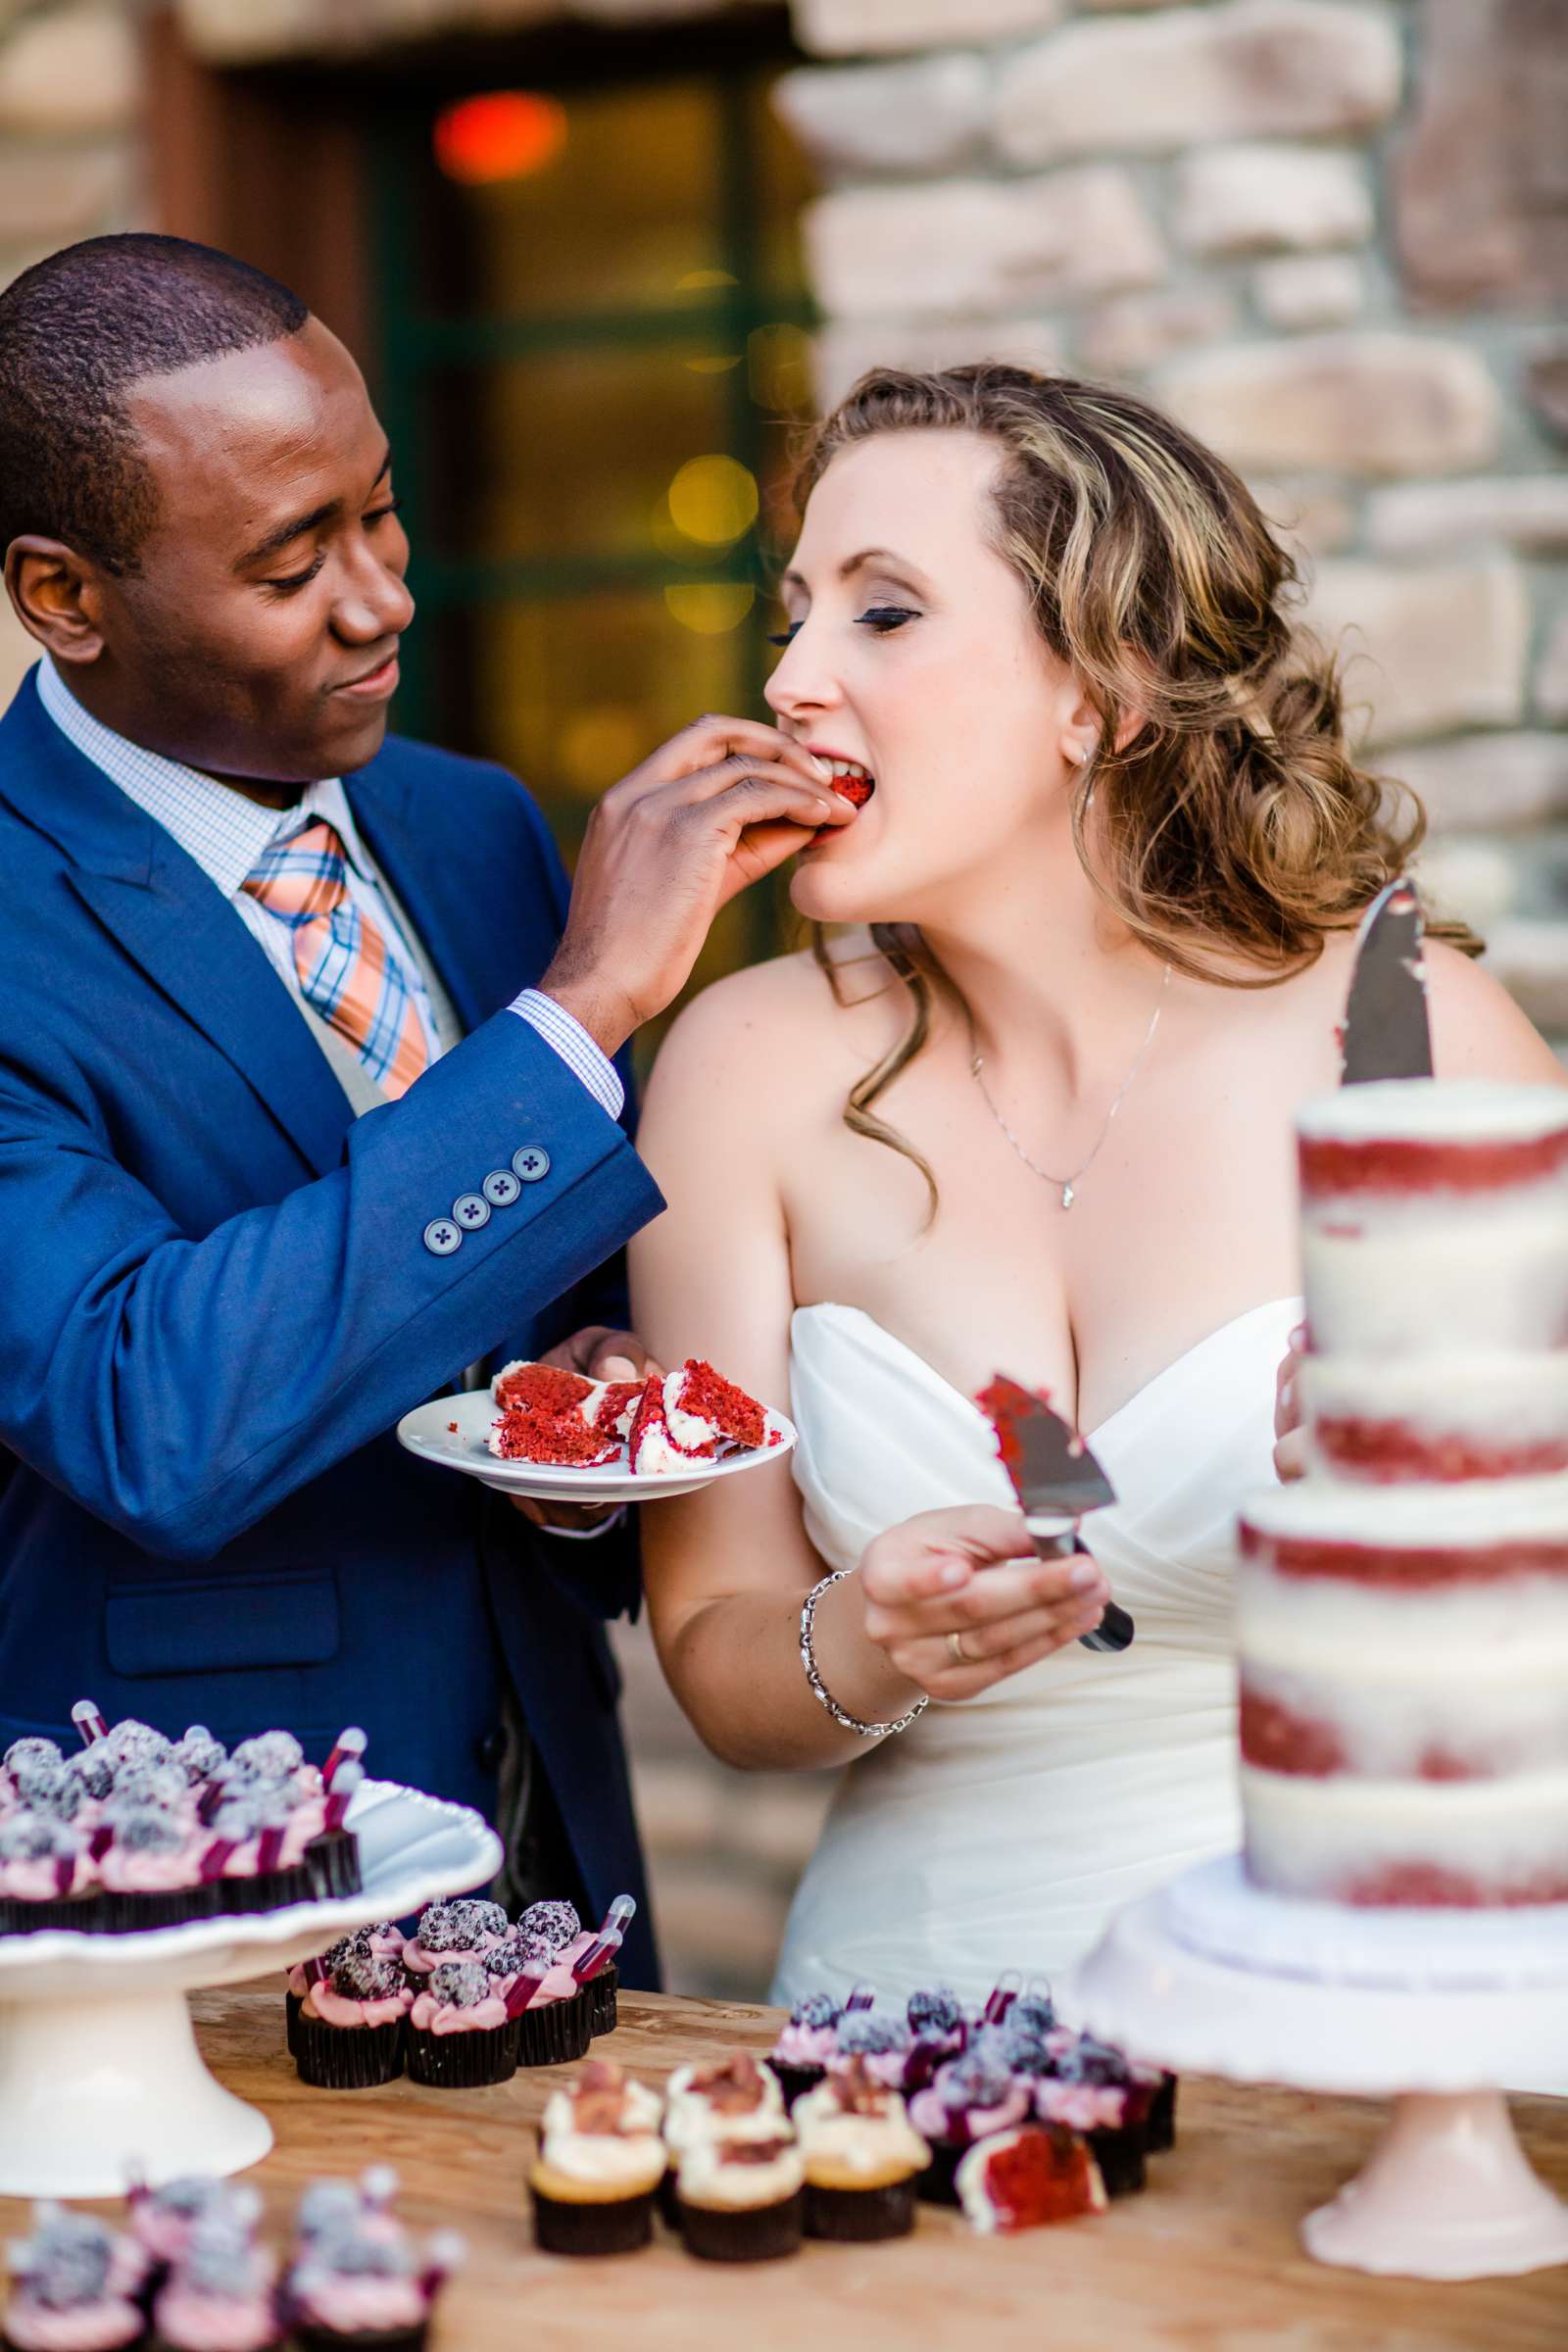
[1027,1520,1136,1653]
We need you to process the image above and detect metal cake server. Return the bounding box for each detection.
[978,1376,1135,1653]
[1340,878,1433,1086]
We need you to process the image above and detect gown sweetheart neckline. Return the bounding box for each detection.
[789,1294,1302,1450]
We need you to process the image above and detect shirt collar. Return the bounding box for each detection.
[36,655,365,902]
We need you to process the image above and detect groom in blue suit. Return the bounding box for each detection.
[0,235,849,1984]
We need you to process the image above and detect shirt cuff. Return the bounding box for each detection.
[543,1505,628,1543]
[510,989,625,1122]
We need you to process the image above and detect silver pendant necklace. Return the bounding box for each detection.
[970,964,1171,1209]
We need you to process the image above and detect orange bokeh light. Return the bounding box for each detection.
[433,91,567,187]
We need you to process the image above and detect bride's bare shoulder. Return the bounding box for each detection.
[646,934,911,1112]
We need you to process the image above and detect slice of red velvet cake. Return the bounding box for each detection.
[487,1407,620,1468]
[663,1359,768,1455]
[492,1361,596,1415]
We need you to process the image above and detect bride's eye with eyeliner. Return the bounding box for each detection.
[857,605,919,633]
[766,620,803,648]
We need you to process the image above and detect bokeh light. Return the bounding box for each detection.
[434,92,567,187]
[666,454,760,547]
[663,582,757,635]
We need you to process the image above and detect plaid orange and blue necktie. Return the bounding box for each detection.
[242,817,430,1100]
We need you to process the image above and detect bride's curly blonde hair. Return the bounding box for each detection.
[797,363,1478,1204]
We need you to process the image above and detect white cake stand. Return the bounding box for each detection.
[0,1777,502,2199]
[1067,1853,1568,2281]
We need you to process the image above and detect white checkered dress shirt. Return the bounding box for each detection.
[36,657,623,1121]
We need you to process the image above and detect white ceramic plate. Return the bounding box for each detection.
[396,1389,798,1501]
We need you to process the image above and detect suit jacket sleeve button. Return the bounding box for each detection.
[453,1193,491,1230]
[511,1147,551,1183]
[422,1219,463,1256]
[482,1169,520,1206]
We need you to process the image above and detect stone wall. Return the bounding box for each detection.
[0,0,145,702]
[778,0,1568,1034]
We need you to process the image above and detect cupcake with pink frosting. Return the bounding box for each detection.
[767,1992,840,2109]
[405,1959,517,2088]
[127,2181,260,2289]
[148,2217,280,2352]
[281,2176,463,2352]
[3,2204,147,2352]
[294,1951,413,2091]
[907,2052,1034,2206]
[1034,2036,1154,2199]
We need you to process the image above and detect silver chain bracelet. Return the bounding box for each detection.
[800,1565,930,1740]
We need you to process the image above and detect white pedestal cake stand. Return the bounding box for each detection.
[1068,1854,1568,2281]
[0,1777,502,2200]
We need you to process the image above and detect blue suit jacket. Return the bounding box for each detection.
[0,669,665,1984]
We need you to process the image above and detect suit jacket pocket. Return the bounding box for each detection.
[105,1574,341,1678]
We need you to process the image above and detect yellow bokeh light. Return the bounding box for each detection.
[675,269,740,292]
[685,353,744,375]
[663,582,756,635]
[557,706,648,797]
[667,454,760,547]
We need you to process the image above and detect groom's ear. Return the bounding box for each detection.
[6,534,110,663]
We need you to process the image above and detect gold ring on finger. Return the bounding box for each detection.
[947,1630,969,1667]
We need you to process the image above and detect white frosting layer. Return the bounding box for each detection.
[791,2082,929,2179]
[1237,1561,1568,1678]
[542,2078,662,2139]
[1242,1654,1568,1776]
[1298,1079,1568,1148]
[675,2138,804,2209]
[537,2131,666,2190]
[663,2064,785,2153]
[1242,1762,1568,1894]
[1240,1475,1568,1548]
[1301,1215,1568,1354]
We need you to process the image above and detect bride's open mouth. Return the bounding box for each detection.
[808,756,875,846]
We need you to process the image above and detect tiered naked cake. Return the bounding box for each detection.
[1237,1079,1568,1909]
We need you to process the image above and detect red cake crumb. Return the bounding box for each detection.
[626,1374,678,1470]
[669,1359,767,1451]
[1238,1689,1347,1778]
[494,1362,595,1414]
[1239,1521,1568,1589]
[487,1406,618,1467]
[1342,1862,1568,1907]
[831,773,873,810]
[1316,1415,1568,1483]
[1299,1126,1568,1200]
[970,2128,1105,2230]
[593,1381,645,1441]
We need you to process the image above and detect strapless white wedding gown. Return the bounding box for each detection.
[771,1296,1301,2012]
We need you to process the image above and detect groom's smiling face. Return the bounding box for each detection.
[767,427,1084,928]
[28,318,415,796]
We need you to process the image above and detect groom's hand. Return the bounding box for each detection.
[538,715,853,1057]
[509,1326,664,1534]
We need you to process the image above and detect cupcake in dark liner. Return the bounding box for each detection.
[127,2180,262,2293]
[1035,2037,1153,2199]
[282,2195,463,2351]
[767,1991,840,2110]
[295,1952,412,2090]
[513,1986,592,2070]
[406,1960,517,2087]
[901,1987,966,2094]
[793,2061,930,2242]
[147,2216,281,2352]
[3,2202,149,2352]
[0,1808,109,1936]
[95,1803,211,1934]
[1142,2069,1178,2153]
[529,2060,666,2255]
[662,2052,788,2225]
[541,1895,635,2040]
[907,2053,1034,2206]
[673,2135,805,2263]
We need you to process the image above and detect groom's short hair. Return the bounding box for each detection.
[0,233,309,576]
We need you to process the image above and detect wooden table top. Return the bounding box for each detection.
[5,1985,1565,2349]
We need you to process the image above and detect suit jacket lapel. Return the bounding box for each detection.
[346,760,528,1036]
[1,675,353,1178]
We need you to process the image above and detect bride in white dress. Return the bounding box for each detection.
[628,364,1559,2009]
